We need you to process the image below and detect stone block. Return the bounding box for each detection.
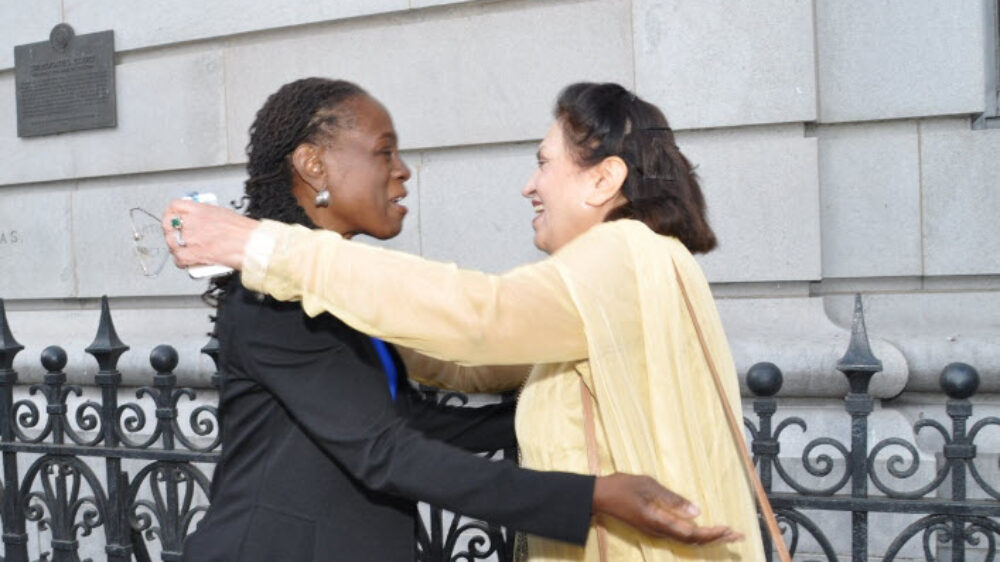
[676,124,822,283]
[223,0,633,159]
[633,0,816,130]
[61,0,406,55]
[0,0,62,71]
[0,49,228,186]
[816,0,985,122]
[919,118,1000,276]
[417,143,546,273]
[0,183,76,298]
[816,121,922,277]
[72,166,247,298]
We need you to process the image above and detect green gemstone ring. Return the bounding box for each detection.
[171,216,183,229]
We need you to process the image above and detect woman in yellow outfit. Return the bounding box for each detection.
[164,82,766,561]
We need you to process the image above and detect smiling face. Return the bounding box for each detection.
[521,121,612,254]
[293,95,411,239]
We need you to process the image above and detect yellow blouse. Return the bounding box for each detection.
[242,219,765,561]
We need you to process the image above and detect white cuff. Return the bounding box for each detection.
[241,221,280,292]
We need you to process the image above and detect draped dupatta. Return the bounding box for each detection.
[551,221,764,561]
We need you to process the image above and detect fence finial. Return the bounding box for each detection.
[939,362,979,400]
[837,294,883,373]
[746,362,783,397]
[85,295,129,372]
[836,294,883,395]
[0,298,25,371]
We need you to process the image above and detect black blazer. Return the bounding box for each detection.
[182,281,593,561]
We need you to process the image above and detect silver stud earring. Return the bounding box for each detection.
[314,189,331,208]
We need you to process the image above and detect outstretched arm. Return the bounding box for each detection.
[163,199,588,366]
[247,220,587,365]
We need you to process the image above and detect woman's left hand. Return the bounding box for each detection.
[161,198,260,271]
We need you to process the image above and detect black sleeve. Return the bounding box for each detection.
[238,297,594,545]
[398,386,518,453]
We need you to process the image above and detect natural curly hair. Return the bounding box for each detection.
[204,77,368,309]
[554,82,717,253]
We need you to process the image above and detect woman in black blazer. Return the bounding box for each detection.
[180,78,731,561]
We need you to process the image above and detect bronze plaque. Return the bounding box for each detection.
[14,24,116,137]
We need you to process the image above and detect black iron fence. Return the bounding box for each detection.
[0,295,997,561]
[746,296,1000,561]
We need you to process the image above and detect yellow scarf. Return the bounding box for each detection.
[551,221,764,561]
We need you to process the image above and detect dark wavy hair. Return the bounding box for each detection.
[554,82,717,253]
[204,77,368,309]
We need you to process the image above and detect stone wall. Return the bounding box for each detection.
[0,0,996,396]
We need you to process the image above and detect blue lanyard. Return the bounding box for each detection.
[369,337,398,401]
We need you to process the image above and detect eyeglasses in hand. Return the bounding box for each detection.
[128,207,170,277]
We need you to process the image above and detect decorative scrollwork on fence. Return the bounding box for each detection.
[968,416,1000,501]
[866,424,951,499]
[71,399,105,448]
[772,508,838,561]
[11,397,42,443]
[416,516,512,562]
[115,400,155,448]
[416,386,516,562]
[13,346,109,449]
[127,461,212,559]
[883,515,1000,561]
[771,418,852,496]
[964,517,1000,560]
[19,455,109,561]
[178,403,221,453]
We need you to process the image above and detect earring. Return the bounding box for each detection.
[314,189,331,208]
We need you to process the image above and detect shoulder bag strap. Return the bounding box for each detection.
[580,379,611,562]
[672,262,792,562]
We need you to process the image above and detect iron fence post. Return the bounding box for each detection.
[149,344,186,560]
[0,299,28,562]
[836,295,883,562]
[748,362,783,562]
[85,296,131,562]
[37,345,82,561]
[940,362,979,562]
[39,346,69,445]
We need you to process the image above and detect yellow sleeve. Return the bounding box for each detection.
[242,220,588,366]
[395,346,531,393]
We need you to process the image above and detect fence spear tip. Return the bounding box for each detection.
[85,295,130,371]
[837,294,883,375]
[0,298,25,370]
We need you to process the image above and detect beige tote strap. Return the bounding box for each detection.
[672,262,792,562]
[579,379,611,562]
